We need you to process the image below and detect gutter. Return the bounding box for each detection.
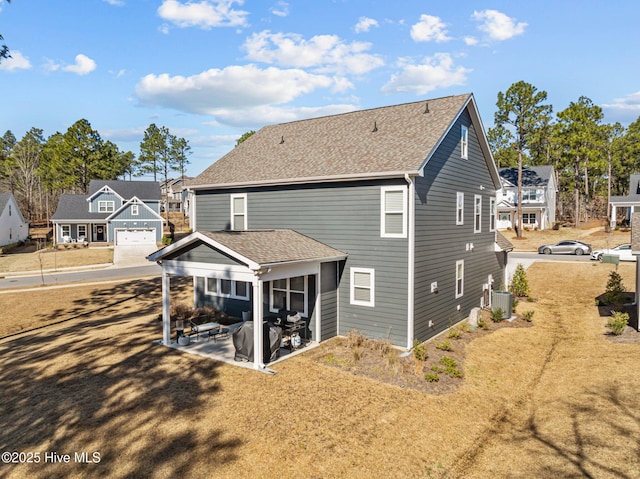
[405,173,416,350]
[188,170,422,191]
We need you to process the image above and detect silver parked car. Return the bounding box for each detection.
[590,243,636,262]
[538,240,592,256]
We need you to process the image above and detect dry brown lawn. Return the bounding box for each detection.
[1,259,640,478]
[0,247,113,274]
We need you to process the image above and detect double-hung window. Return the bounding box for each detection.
[456,192,464,225]
[381,187,406,238]
[61,224,71,238]
[131,204,139,215]
[455,260,464,298]
[78,224,87,239]
[474,195,482,233]
[350,268,375,307]
[206,278,250,300]
[270,276,308,316]
[98,201,115,213]
[461,125,469,159]
[230,194,247,231]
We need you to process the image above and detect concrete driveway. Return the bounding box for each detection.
[113,243,160,266]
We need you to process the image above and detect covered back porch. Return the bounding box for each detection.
[147,229,347,372]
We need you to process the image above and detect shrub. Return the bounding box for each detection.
[347,330,366,349]
[446,327,462,340]
[509,263,530,298]
[522,310,535,322]
[413,339,428,361]
[491,307,505,322]
[607,311,629,335]
[424,372,440,382]
[439,357,463,378]
[435,339,453,351]
[604,271,626,305]
[161,234,172,245]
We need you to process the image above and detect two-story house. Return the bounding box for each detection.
[161,177,192,213]
[0,192,29,247]
[51,180,164,245]
[148,93,511,370]
[497,166,557,230]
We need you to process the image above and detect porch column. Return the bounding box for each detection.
[610,205,617,229]
[315,264,322,343]
[252,277,265,370]
[162,270,171,345]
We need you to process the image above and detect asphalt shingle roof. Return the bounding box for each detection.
[499,166,554,187]
[200,230,347,266]
[88,180,161,200]
[51,194,109,221]
[191,93,472,187]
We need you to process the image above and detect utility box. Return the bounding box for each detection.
[492,291,512,319]
[601,254,620,265]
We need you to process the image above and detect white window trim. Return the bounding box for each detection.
[461,125,469,159]
[269,276,309,317]
[131,204,139,216]
[230,193,247,231]
[489,197,496,232]
[474,194,482,233]
[205,278,250,301]
[77,224,87,238]
[456,192,464,225]
[98,200,115,213]
[455,260,464,299]
[61,224,71,237]
[350,267,375,308]
[380,186,407,238]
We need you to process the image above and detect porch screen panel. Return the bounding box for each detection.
[290,276,305,313]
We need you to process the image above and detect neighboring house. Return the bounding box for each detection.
[161,177,192,213]
[149,93,512,370]
[630,212,640,331]
[497,165,557,230]
[0,192,29,246]
[51,180,164,245]
[610,174,640,228]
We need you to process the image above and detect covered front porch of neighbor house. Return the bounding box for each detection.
[147,229,347,372]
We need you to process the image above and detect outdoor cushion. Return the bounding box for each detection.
[191,322,219,333]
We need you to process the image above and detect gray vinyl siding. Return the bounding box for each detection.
[89,191,121,212]
[194,179,409,345]
[413,111,503,341]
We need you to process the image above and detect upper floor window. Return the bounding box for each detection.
[522,189,537,201]
[489,197,496,232]
[461,125,469,159]
[474,195,482,233]
[131,204,139,215]
[350,267,375,307]
[230,194,247,231]
[98,200,115,213]
[381,187,407,238]
[456,192,464,225]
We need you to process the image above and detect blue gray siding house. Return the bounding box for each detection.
[148,93,512,370]
[51,180,164,245]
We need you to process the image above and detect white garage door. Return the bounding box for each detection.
[116,229,156,245]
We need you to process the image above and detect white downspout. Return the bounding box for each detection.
[405,174,415,350]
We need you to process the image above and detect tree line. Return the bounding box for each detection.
[489,81,640,234]
[0,120,190,222]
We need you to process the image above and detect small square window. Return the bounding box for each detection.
[350,268,375,307]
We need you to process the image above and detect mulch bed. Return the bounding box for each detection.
[309,312,534,395]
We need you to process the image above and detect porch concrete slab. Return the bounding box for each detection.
[156,321,318,371]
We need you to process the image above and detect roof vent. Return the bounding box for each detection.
[372,121,378,132]
[279,135,285,144]
[424,102,430,114]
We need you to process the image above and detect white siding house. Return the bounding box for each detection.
[0,192,29,246]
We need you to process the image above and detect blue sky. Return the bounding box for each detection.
[1,1,639,177]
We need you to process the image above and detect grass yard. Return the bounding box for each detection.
[1,261,640,478]
[0,246,113,274]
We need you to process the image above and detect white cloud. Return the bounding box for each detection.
[410,14,451,43]
[270,1,289,17]
[243,30,384,75]
[157,0,249,29]
[355,17,379,33]
[464,36,478,46]
[207,103,357,127]
[103,0,125,6]
[381,53,471,95]
[61,54,97,75]
[0,50,32,72]
[472,10,527,41]
[135,64,342,116]
[603,91,640,121]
